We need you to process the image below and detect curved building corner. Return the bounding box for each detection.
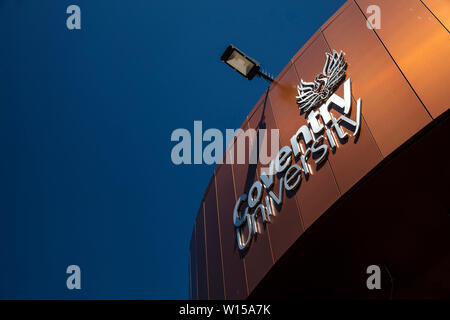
[190,0,450,300]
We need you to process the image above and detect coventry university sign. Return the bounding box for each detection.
[233,50,362,251]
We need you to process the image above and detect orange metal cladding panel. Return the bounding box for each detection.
[421,0,450,29]
[231,119,274,293]
[203,178,225,299]
[215,163,248,299]
[322,2,431,157]
[269,62,341,230]
[291,30,322,63]
[247,93,266,121]
[355,0,450,118]
[189,228,198,299]
[247,97,304,262]
[195,205,208,299]
[293,33,383,194]
[320,0,354,32]
[291,1,352,63]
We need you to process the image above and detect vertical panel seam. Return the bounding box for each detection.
[319,29,384,161]
[230,156,250,297]
[290,58,343,198]
[259,88,276,265]
[266,73,306,232]
[352,0,434,120]
[213,172,227,300]
[419,0,450,33]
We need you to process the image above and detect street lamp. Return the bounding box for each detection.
[220,45,274,82]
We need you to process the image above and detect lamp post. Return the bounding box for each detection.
[220,45,274,82]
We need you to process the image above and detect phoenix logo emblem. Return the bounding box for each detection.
[296,50,347,113]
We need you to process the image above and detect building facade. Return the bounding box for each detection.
[189,0,450,299]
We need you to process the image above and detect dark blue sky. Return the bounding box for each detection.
[0,0,345,299]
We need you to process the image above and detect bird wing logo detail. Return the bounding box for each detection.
[296,50,347,113]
